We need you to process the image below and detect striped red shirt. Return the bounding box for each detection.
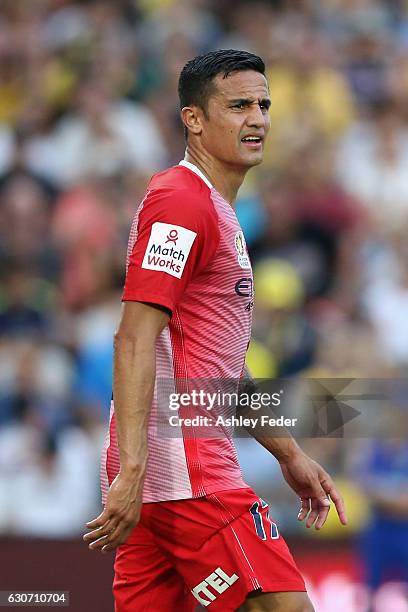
[101,161,253,503]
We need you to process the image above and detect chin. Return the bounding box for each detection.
[224,152,264,169]
[243,153,264,168]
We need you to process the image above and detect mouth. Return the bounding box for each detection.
[240,135,263,149]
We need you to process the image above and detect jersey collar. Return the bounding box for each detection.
[179,160,213,190]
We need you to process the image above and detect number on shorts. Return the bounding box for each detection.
[249,499,279,540]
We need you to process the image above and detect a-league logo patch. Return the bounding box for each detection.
[142,222,197,278]
[234,231,251,269]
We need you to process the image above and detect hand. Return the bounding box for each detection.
[83,470,144,553]
[279,450,348,530]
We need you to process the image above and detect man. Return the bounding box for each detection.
[84,49,347,611]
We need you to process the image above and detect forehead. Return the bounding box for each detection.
[211,70,269,100]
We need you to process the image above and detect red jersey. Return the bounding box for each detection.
[101,161,254,503]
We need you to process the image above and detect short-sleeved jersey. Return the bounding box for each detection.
[101,161,254,503]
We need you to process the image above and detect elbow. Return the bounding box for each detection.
[113,331,156,366]
[113,330,139,346]
[113,329,156,351]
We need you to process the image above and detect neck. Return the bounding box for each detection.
[184,146,247,206]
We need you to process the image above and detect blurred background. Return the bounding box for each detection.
[0,0,408,610]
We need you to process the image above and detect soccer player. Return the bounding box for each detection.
[83,49,347,611]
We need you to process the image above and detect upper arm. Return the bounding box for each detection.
[116,301,170,341]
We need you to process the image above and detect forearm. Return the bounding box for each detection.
[113,333,156,475]
[253,432,302,463]
[239,365,302,462]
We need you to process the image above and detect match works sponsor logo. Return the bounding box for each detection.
[142,222,197,279]
[234,231,251,269]
[191,567,239,607]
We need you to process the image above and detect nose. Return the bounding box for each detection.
[246,104,268,130]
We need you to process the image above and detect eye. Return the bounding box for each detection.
[232,103,245,110]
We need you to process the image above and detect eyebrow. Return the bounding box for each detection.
[227,97,271,109]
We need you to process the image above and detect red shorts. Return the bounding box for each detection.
[114,487,306,611]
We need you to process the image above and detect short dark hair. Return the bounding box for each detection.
[178,49,265,117]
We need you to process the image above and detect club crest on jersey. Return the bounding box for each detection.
[142,222,197,279]
[234,231,251,269]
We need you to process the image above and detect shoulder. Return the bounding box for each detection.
[150,166,211,201]
[143,166,217,224]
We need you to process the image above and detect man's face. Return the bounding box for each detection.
[200,70,271,169]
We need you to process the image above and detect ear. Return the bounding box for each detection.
[180,105,203,136]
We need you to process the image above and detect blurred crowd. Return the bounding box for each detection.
[0,0,408,596]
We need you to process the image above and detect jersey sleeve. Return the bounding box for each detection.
[122,188,220,313]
